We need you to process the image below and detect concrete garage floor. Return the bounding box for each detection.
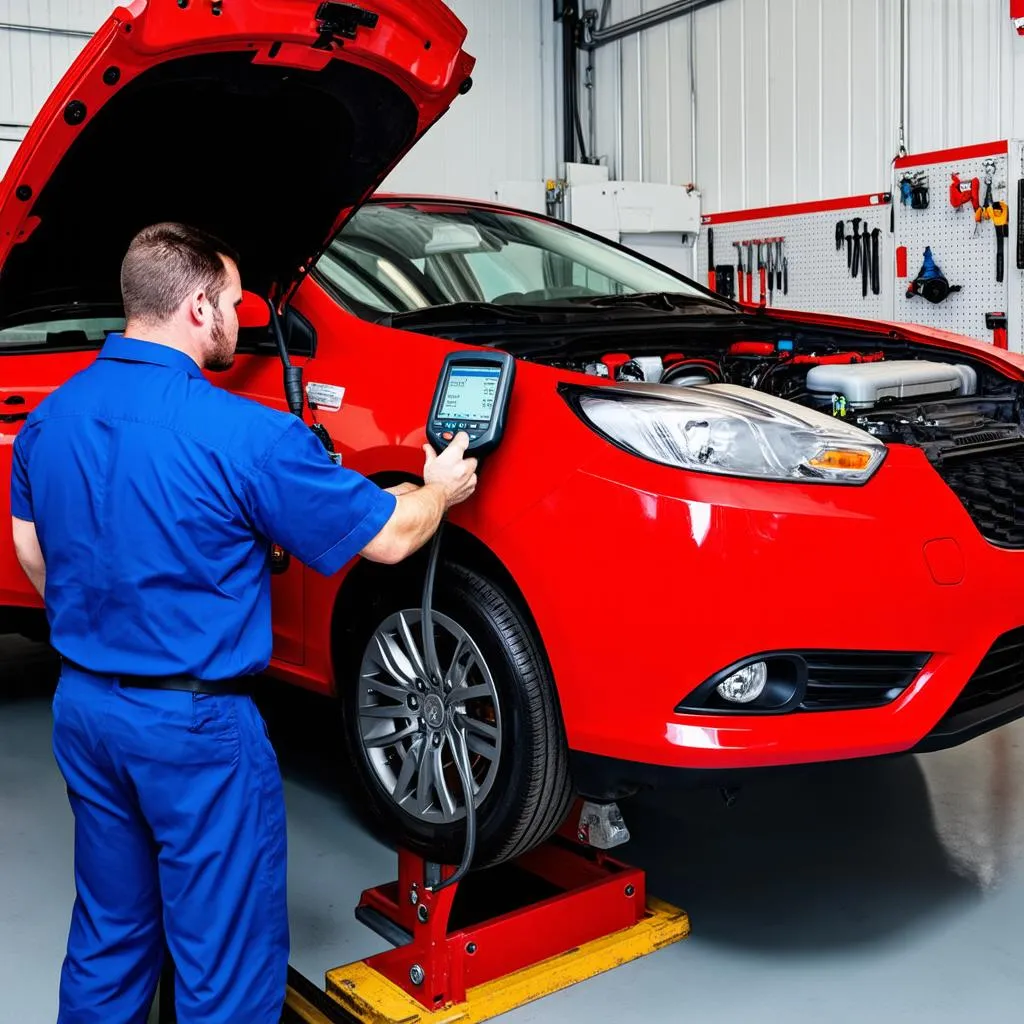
[4,636,1024,1023]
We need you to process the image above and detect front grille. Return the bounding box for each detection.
[800,652,929,711]
[936,445,1024,549]
[941,626,1024,721]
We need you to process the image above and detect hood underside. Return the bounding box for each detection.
[0,50,418,320]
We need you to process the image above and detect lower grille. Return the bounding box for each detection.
[676,650,929,715]
[936,445,1024,549]
[941,626,1024,721]
[800,652,929,711]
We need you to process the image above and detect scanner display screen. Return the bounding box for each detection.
[438,366,501,423]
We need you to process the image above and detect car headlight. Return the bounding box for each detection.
[566,382,886,484]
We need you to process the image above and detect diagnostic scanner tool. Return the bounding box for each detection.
[426,351,515,457]
[421,350,514,891]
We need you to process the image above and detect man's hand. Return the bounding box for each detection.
[423,432,478,509]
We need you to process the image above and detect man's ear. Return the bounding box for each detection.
[189,289,208,325]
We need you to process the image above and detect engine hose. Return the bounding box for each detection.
[420,521,478,893]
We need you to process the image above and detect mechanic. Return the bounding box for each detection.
[9,222,478,1024]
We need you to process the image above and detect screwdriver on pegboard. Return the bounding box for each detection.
[1017,176,1024,270]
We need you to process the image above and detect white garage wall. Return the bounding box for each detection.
[1,0,558,202]
[381,0,557,199]
[0,1,109,175]
[588,0,1024,212]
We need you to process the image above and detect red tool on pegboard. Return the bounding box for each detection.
[987,312,1008,350]
[1012,0,1024,35]
[950,172,980,213]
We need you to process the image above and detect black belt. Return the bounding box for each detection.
[119,674,256,696]
[61,658,256,696]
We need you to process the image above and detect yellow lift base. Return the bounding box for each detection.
[312,897,688,1024]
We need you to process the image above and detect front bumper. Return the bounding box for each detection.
[490,437,1024,773]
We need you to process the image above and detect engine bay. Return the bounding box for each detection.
[552,332,1024,461]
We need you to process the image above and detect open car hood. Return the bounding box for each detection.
[0,0,474,323]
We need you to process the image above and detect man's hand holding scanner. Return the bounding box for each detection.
[361,431,477,565]
[424,430,478,508]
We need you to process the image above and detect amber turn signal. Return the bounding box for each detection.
[807,448,875,471]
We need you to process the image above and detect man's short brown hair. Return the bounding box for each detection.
[120,222,239,323]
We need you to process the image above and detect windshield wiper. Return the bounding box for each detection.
[376,302,553,329]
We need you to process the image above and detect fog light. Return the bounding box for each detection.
[716,661,768,704]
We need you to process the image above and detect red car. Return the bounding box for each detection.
[4,0,1024,868]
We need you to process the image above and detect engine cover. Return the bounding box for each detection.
[805,360,976,410]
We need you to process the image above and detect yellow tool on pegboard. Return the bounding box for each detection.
[991,199,1010,282]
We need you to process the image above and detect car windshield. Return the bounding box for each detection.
[316,201,705,318]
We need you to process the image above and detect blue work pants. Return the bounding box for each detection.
[50,664,289,1023]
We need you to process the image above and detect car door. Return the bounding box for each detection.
[0,317,117,613]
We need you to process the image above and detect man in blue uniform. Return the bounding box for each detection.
[9,222,478,1024]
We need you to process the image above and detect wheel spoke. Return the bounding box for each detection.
[457,716,498,761]
[433,744,457,819]
[465,730,498,761]
[361,704,414,720]
[371,632,419,689]
[415,740,435,814]
[444,635,472,688]
[449,683,492,704]
[448,726,480,800]
[393,741,421,806]
[363,675,413,703]
[364,723,419,749]
[459,716,498,741]
[396,612,429,682]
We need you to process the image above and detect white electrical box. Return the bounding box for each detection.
[489,165,702,277]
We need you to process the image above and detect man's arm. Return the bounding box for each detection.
[12,517,45,598]
[361,436,477,565]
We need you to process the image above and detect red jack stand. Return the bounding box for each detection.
[322,824,689,1023]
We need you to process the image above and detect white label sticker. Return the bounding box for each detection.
[305,382,345,412]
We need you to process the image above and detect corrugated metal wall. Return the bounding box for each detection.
[588,0,1024,213]
[0,0,556,201]
[0,1,108,174]
[381,0,556,199]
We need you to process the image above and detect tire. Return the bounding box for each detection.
[338,562,574,868]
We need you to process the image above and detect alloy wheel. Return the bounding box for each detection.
[357,609,502,824]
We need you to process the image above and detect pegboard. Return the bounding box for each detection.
[696,194,893,322]
[893,142,1011,347]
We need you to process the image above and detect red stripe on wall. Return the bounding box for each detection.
[701,193,891,226]
[893,141,1008,169]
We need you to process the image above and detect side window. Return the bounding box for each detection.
[0,317,125,349]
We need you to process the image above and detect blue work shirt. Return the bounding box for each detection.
[10,334,397,680]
